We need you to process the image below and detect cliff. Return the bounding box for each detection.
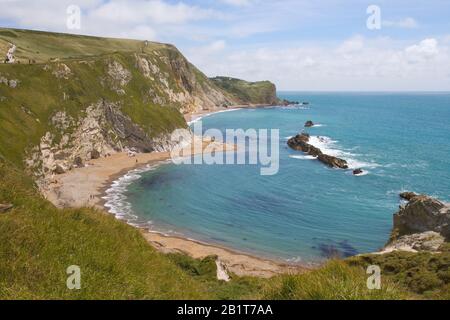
[210,76,279,106]
[0,28,280,187]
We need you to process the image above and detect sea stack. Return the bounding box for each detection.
[287,134,349,169]
[304,120,314,128]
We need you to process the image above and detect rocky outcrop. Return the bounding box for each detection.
[280,99,300,106]
[26,100,181,183]
[393,194,450,240]
[52,63,72,79]
[135,53,237,114]
[0,74,19,88]
[399,192,419,201]
[4,43,16,63]
[287,133,349,169]
[318,154,349,169]
[379,193,450,254]
[380,231,445,254]
[106,60,132,95]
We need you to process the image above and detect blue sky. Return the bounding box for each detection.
[1,0,450,91]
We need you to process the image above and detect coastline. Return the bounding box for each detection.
[42,108,309,278]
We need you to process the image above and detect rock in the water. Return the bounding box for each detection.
[399,192,419,201]
[90,150,100,159]
[0,203,13,213]
[318,154,349,169]
[393,194,450,240]
[280,99,299,106]
[288,133,348,169]
[304,120,314,127]
[353,169,363,175]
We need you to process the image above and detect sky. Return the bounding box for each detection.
[1,0,450,91]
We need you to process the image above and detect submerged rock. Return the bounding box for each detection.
[0,203,13,213]
[353,169,363,175]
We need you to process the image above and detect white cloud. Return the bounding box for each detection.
[89,0,216,25]
[0,0,220,40]
[186,36,450,91]
[405,38,439,62]
[221,0,254,7]
[382,17,418,29]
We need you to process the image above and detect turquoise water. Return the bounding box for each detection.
[112,93,450,263]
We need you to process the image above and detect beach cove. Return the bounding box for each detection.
[42,107,306,278]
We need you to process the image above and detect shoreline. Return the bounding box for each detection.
[42,109,310,277]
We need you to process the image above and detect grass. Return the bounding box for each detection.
[210,76,278,105]
[0,27,168,63]
[262,260,405,300]
[347,250,450,300]
[0,159,207,299]
[166,253,266,300]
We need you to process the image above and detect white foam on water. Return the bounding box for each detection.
[103,161,170,226]
[187,108,241,125]
[279,105,310,110]
[289,155,317,160]
[307,136,381,171]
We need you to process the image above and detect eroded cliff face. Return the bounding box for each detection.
[0,29,281,194]
[1,50,235,186]
[25,100,171,178]
[135,51,237,113]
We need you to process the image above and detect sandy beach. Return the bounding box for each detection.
[42,124,307,278]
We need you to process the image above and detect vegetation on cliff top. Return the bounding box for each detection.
[210,76,279,105]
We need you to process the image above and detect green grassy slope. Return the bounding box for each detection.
[0,158,207,299]
[0,52,186,166]
[0,28,167,63]
[210,76,279,105]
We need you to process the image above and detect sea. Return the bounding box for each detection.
[104,92,450,264]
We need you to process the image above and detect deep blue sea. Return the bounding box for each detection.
[106,93,450,263]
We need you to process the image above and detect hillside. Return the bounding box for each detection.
[0,28,281,190]
[211,76,279,105]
